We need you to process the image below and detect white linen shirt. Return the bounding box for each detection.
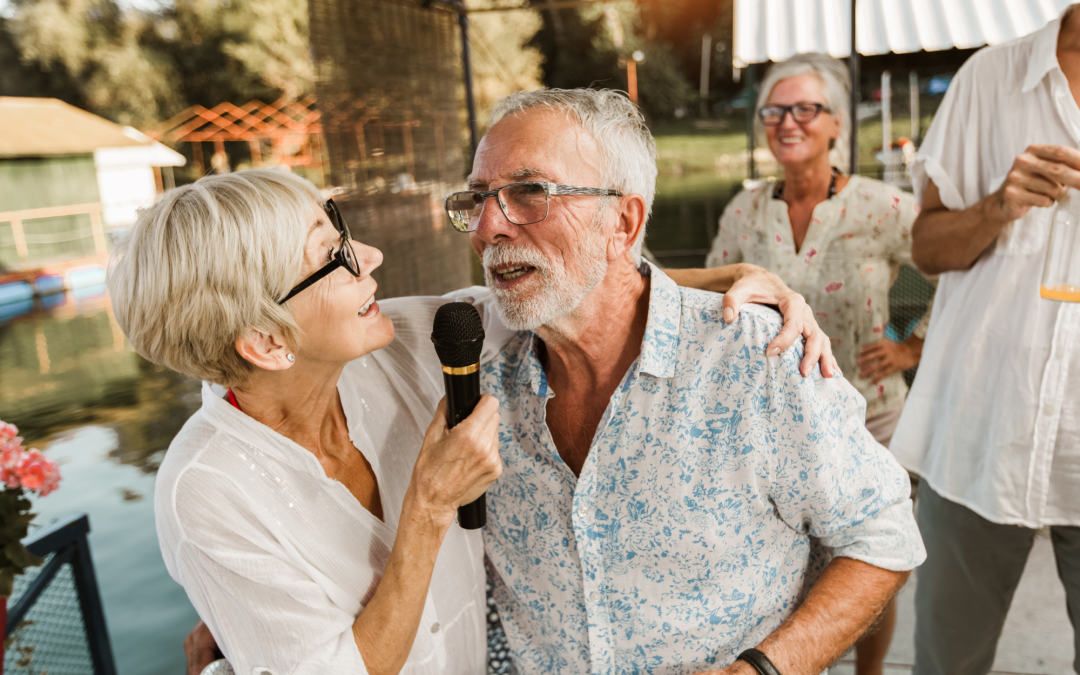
[891,16,1080,528]
[155,296,509,675]
[480,263,925,675]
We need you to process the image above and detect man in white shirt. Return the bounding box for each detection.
[891,6,1080,674]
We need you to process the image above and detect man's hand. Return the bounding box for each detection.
[913,144,1080,274]
[185,620,222,675]
[857,335,923,383]
[991,144,1080,222]
[724,265,839,379]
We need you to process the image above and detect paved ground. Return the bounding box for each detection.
[831,530,1075,675]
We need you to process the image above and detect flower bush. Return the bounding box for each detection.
[0,421,61,597]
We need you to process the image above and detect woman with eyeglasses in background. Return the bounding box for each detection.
[706,53,936,675]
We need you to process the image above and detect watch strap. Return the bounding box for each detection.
[737,648,783,675]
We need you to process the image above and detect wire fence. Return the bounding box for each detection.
[308,0,475,299]
[4,514,115,675]
[6,557,95,675]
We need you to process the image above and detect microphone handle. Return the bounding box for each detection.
[443,369,486,530]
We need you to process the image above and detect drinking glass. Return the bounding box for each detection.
[1041,189,1080,303]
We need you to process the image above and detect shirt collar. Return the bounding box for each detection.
[1023,17,1063,93]
[512,260,683,389]
[637,261,681,378]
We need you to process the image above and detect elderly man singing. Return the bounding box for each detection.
[459,88,925,675]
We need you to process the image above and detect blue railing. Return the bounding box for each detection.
[5,513,116,675]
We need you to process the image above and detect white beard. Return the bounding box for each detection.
[483,226,609,332]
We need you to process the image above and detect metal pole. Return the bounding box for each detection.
[747,63,756,180]
[849,0,859,175]
[700,34,712,118]
[882,70,891,154]
[458,9,479,158]
[909,70,920,145]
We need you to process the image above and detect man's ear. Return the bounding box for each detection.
[235,328,294,371]
[608,193,647,262]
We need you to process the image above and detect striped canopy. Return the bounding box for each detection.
[734,0,1076,67]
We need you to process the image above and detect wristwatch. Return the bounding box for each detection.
[200,659,236,675]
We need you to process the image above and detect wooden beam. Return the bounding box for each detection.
[9,218,27,262]
[467,0,613,13]
[89,208,107,256]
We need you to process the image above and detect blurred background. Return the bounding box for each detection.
[0,1,1066,673]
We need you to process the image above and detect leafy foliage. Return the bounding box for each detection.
[0,488,44,598]
[1,0,313,127]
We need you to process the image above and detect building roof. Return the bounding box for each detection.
[734,0,1075,66]
[0,97,146,158]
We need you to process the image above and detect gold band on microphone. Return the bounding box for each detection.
[442,363,479,375]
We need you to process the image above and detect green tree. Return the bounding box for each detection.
[5,0,179,126]
[526,0,694,121]
[1,0,314,127]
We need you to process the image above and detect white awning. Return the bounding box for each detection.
[734,0,1075,67]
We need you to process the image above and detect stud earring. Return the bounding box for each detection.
[286,354,295,363]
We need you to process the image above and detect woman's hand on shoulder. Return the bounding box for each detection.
[723,264,839,378]
[407,396,502,528]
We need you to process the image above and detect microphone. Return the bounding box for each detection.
[431,302,487,530]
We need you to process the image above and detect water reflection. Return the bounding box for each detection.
[647,174,745,268]
[0,288,202,675]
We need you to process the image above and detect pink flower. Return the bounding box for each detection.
[16,450,60,497]
[1,441,22,471]
[0,423,17,445]
[775,234,783,243]
[824,281,844,293]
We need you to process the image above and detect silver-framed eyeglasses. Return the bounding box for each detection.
[758,102,831,126]
[443,181,623,233]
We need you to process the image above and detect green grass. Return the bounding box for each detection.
[652,116,750,175]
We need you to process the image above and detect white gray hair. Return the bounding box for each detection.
[108,169,322,386]
[489,88,658,263]
[755,53,851,169]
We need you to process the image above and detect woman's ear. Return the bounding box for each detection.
[235,328,294,371]
[609,193,648,262]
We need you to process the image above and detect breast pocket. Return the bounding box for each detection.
[996,207,1050,256]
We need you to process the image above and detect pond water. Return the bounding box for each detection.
[0,172,748,674]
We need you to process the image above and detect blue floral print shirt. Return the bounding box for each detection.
[479,263,925,675]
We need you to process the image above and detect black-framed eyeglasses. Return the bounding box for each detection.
[278,199,360,305]
[443,181,623,233]
[758,102,832,126]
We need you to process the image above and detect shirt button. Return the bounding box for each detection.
[589,591,601,603]
[1044,405,1056,417]
[577,504,588,517]
[430,622,441,633]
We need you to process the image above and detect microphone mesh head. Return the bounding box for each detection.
[431,302,485,367]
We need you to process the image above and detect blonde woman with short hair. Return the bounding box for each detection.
[110,169,505,675]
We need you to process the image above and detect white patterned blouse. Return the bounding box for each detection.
[705,175,933,418]
[480,263,925,675]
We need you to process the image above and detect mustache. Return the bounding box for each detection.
[482,243,551,274]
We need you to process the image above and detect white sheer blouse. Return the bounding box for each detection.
[155,292,510,675]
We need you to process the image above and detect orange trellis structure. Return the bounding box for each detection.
[151,96,326,181]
